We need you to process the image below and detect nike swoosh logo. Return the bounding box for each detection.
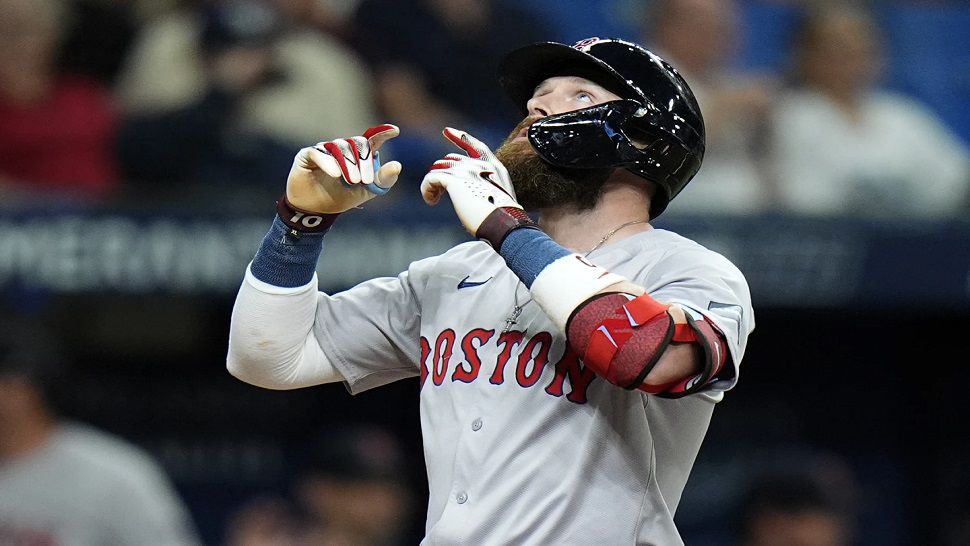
[479,171,513,197]
[457,276,492,289]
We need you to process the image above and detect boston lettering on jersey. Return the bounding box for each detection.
[419,328,598,404]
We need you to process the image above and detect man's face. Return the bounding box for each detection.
[0,377,34,438]
[495,76,623,211]
[801,10,882,96]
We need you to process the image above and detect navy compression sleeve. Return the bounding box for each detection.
[249,217,327,287]
[498,227,571,288]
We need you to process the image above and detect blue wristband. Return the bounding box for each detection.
[498,228,571,288]
[250,217,326,287]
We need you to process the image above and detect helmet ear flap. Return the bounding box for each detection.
[636,139,674,158]
[623,125,662,151]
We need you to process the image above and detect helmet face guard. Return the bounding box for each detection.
[528,99,656,169]
[528,99,702,204]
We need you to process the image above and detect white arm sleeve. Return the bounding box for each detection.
[227,265,344,389]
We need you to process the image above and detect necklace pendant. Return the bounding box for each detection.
[502,306,523,334]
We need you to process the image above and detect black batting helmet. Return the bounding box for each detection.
[498,37,705,218]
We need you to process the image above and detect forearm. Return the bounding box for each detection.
[228,124,404,388]
[498,227,628,332]
[499,228,712,394]
[227,218,344,389]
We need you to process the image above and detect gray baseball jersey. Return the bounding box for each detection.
[298,227,753,545]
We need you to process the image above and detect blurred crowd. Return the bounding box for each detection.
[2,320,416,545]
[0,0,967,218]
[1,323,203,545]
[224,425,414,546]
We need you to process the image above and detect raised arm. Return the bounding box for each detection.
[227,125,402,390]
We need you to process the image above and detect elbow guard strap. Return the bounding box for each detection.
[644,310,730,399]
[566,292,674,389]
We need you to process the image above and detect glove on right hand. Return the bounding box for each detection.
[285,124,402,214]
[421,127,535,248]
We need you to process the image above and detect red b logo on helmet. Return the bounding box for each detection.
[573,37,606,52]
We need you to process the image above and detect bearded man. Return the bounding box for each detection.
[227,37,754,545]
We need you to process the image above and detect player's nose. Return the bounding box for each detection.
[526,95,550,118]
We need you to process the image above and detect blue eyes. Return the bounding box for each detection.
[529,89,597,103]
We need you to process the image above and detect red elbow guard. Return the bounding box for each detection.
[566,293,674,389]
[567,293,731,396]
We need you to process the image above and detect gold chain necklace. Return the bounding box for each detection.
[502,219,649,334]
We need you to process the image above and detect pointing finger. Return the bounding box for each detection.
[363,124,400,153]
[442,127,495,161]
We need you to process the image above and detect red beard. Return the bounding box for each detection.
[495,117,612,212]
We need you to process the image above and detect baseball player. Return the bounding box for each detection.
[228,37,754,545]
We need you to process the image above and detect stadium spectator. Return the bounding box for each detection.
[291,424,414,545]
[768,4,970,219]
[225,496,301,546]
[0,323,201,545]
[272,0,364,45]
[0,0,120,200]
[737,471,854,546]
[642,0,778,215]
[115,0,376,199]
[224,424,414,546]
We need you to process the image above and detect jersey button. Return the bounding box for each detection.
[456,492,468,504]
[471,418,483,431]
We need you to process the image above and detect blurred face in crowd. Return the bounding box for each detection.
[0,375,49,460]
[495,76,622,211]
[0,377,23,434]
[797,8,884,101]
[0,0,64,104]
[298,477,410,544]
[650,0,740,76]
[425,0,490,29]
[744,509,850,546]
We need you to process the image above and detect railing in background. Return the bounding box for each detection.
[0,208,967,309]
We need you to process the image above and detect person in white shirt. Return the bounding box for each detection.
[769,5,969,219]
[642,0,778,215]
